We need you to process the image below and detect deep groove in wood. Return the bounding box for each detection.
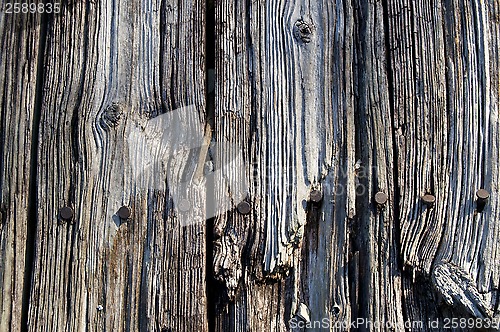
[381,0,408,327]
[22,12,49,332]
[352,0,369,321]
[205,1,217,331]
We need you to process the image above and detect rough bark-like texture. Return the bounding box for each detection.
[213,0,355,330]
[0,13,42,332]
[387,0,500,328]
[2,0,500,331]
[354,0,406,328]
[19,1,208,331]
[212,0,500,330]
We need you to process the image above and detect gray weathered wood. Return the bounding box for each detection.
[1,0,500,331]
[21,1,208,331]
[212,0,500,330]
[0,13,43,332]
[388,0,500,328]
[213,0,355,330]
[354,0,406,327]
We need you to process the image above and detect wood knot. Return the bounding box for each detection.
[293,20,314,43]
[332,305,341,316]
[99,103,123,129]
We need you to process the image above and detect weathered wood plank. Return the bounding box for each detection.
[389,0,448,276]
[387,0,500,327]
[437,0,500,302]
[25,1,208,331]
[213,0,355,329]
[2,0,499,330]
[353,0,406,328]
[0,13,43,332]
[389,1,500,330]
[385,0,453,327]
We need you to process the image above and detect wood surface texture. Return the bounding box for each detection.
[0,0,499,331]
[0,12,42,332]
[2,1,208,331]
[212,0,355,330]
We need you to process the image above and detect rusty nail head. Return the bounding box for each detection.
[422,194,436,207]
[117,206,131,219]
[476,189,489,201]
[60,206,74,221]
[374,192,388,206]
[476,189,489,212]
[178,199,191,212]
[310,189,323,203]
[237,201,251,215]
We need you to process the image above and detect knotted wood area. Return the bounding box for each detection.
[0,0,499,331]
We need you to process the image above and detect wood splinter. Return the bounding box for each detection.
[431,261,493,319]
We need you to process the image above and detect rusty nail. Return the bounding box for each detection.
[477,189,490,201]
[237,201,251,215]
[422,194,436,208]
[117,206,131,219]
[374,191,388,207]
[59,206,74,221]
[178,199,191,212]
[310,189,323,204]
[476,189,489,212]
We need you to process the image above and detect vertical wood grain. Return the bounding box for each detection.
[24,1,208,331]
[385,0,452,326]
[354,0,406,327]
[213,0,356,329]
[387,0,500,325]
[0,13,43,332]
[1,0,500,330]
[437,0,500,302]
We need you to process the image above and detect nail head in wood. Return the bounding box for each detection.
[310,189,323,204]
[422,194,436,207]
[117,206,131,219]
[476,189,489,212]
[374,191,388,207]
[476,189,489,201]
[59,206,74,221]
[237,201,251,215]
[178,199,191,212]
